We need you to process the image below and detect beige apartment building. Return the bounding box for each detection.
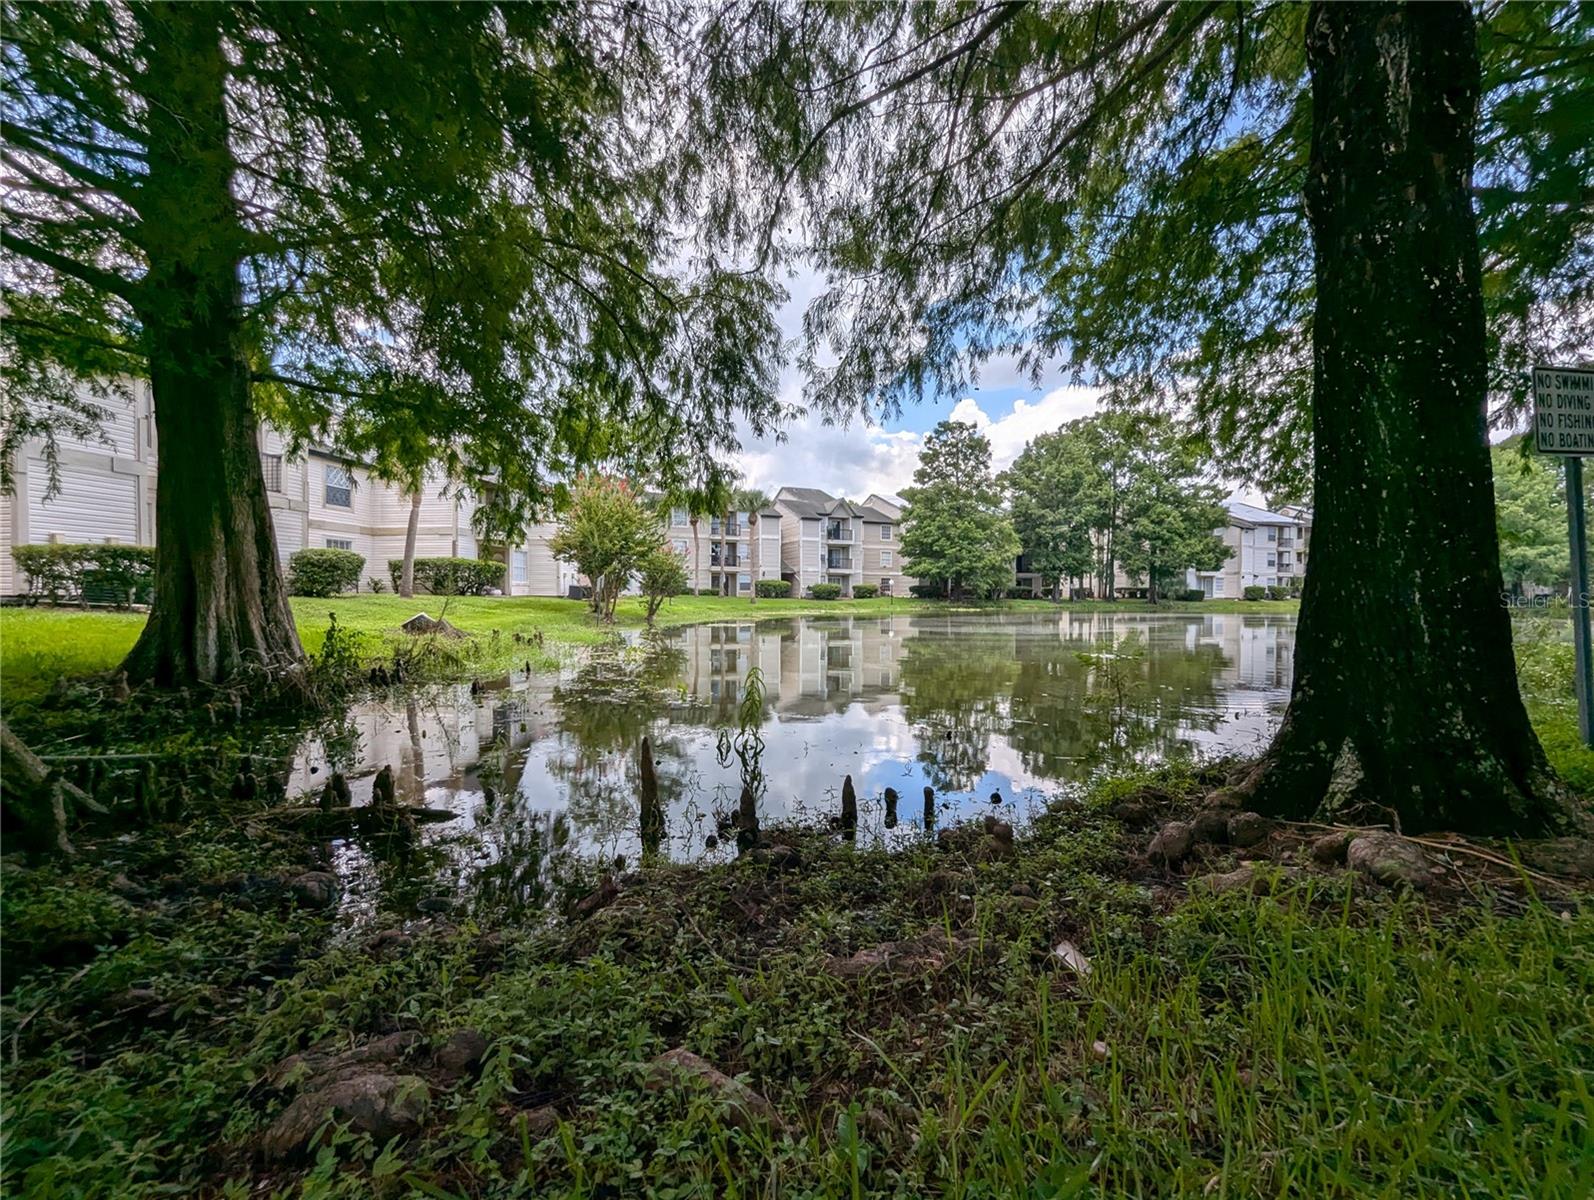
[772,487,916,597]
[662,504,783,596]
[1184,501,1311,598]
[1,376,575,598]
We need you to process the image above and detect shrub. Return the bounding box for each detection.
[386,556,506,595]
[14,543,155,607]
[697,587,721,596]
[639,545,689,621]
[755,579,791,598]
[1242,585,1267,601]
[368,577,386,594]
[1266,585,1290,601]
[289,548,365,597]
[908,583,943,599]
[809,583,842,600]
[1178,588,1206,601]
[851,584,878,599]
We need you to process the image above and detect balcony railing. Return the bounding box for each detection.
[825,524,853,542]
[826,554,852,570]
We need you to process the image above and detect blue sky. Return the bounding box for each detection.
[734,268,1101,501]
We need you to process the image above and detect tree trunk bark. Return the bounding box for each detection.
[120,6,305,690]
[400,490,423,598]
[1236,1,1573,836]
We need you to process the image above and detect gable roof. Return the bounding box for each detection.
[1224,501,1305,530]
[775,486,895,523]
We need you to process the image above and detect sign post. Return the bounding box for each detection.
[1533,365,1594,747]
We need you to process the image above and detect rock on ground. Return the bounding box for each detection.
[1148,821,1195,866]
[262,1072,430,1159]
[435,1028,490,1074]
[1346,832,1435,889]
[287,870,339,909]
[644,1047,788,1133]
[1227,811,1270,848]
[1190,864,1299,896]
[1310,830,1354,864]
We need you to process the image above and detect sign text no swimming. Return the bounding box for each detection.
[1534,366,1594,456]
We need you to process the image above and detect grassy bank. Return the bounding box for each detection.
[2,764,1588,1198]
[0,594,1299,706]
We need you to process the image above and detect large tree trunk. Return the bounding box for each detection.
[120,6,305,690]
[400,490,423,598]
[1236,1,1573,835]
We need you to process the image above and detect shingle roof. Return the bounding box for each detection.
[1225,501,1305,529]
[775,487,895,523]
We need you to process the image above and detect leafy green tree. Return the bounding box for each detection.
[693,1,1585,833]
[2,2,784,688]
[1002,430,1099,599]
[900,421,1020,599]
[639,544,690,624]
[1493,441,1571,595]
[549,476,662,622]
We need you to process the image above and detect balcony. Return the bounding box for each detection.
[825,523,853,542]
[826,552,853,571]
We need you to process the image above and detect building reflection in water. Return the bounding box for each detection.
[287,612,1296,917]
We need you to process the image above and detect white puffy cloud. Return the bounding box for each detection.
[735,385,1101,499]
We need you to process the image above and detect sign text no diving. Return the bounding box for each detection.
[1533,366,1594,456]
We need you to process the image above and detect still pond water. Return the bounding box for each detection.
[290,612,1296,920]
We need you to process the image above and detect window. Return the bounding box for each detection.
[671,507,688,527]
[738,573,750,591]
[880,550,893,567]
[880,577,893,594]
[1214,577,1224,595]
[672,539,688,554]
[261,453,283,493]
[880,524,892,540]
[1266,528,1277,542]
[512,550,528,584]
[325,537,353,551]
[324,464,353,507]
[1266,554,1276,568]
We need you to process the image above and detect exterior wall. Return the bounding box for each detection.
[754,513,782,582]
[3,378,159,598]
[777,514,824,595]
[858,518,913,594]
[2,383,569,599]
[1187,510,1310,597]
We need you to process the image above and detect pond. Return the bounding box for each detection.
[287,612,1297,921]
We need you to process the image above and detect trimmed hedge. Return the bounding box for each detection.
[1177,588,1206,601]
[1266,585,1290,601]
[808,583,842,600]
[908,583,943,599]
[1242,585,1267,601]
[13,543,154,607]
[755,579,791,598]
[851,584,878,599]
[387,556,506,596]
[289,548,365,597]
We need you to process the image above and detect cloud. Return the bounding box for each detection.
[735,385,1102,499]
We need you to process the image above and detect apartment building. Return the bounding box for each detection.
[661,504,783,595]
[772,487,915,597]
[1,375,577,598]
[1185,501,1311,598]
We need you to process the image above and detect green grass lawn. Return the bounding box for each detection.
[0,594,1299,705]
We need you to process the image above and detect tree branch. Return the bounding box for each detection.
[1,229,140,302]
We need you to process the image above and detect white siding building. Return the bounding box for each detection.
[1186,501,1311,598]
[2,376,573,598]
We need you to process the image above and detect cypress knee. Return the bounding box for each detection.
[923,786,935,829]
[639,737,664,857]
[883,786,898,829]
[736,783,759,855]
[840,774,857,840]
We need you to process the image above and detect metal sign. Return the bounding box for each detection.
[1533,365,1594,455]
[1533,365,1594,748]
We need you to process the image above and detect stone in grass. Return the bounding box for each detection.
[1147,821,1195,866]
[261,1072,430,1159]
[517,1105,561,1139]
[435,1028,490,1074]
[1310,830,1354,865]
[644,1047,789,1134]
[287,871,340,909]
[1190,864,1299,896]
[1226,811,1270,849]
[1346,832,1435,889]
[1191,808,1233,844]
[400,612,466,639]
